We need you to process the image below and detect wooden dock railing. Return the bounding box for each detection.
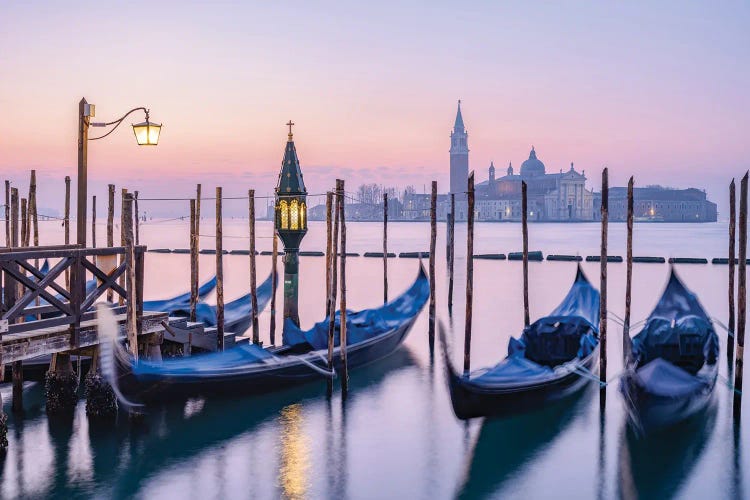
[0,244,145,348]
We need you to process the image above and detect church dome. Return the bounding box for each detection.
[520,146,545,177]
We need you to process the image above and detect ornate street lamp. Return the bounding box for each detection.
[78,97,161,247]
[275,120,308,327]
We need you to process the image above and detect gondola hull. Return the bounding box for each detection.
[115,307,419,402]
[445,347,599,420]
[619,365,717,432]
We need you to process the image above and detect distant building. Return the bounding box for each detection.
[475,149,595,221]
[445,101,594,222]
[450,100,469,200]
[595,186,717,222]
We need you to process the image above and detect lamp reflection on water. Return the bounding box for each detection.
[278,403,310,499]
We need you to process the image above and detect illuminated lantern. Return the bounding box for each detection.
[275,121,308,327]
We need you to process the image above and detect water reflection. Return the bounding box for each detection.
[278,404,310,499]
[617,400,717,500]
[456,387,593,499]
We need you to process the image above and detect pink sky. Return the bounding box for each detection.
[1,2,748,216]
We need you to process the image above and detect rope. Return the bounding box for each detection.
[572,365,626,387]
[137,192,331,202]
[718,373,742,396]
[712,318,734,337]
[197,233,275,239]
[289,353,336,378]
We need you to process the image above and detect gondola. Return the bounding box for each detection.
[441,265,600,419]
[619,268,718,432]
[101,265,429,404]
[170,271,274,334]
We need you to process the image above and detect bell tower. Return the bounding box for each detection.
[450,100,469,198]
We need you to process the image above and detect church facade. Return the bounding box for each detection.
[474,148,594,221]
[447,101,594,221]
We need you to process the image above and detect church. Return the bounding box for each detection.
[448,101,594,221]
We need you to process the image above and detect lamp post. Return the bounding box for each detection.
[275,121,308,327]
[77,97,161,247]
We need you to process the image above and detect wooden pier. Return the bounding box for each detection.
[0,244,168,365]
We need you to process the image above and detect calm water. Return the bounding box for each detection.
[0,219,747,499]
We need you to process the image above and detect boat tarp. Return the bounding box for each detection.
[133,343,275,379]
[468,266,599,385]
[143,276,217,313]
[634,358,712,398]
[282,266,429,349]
[631,270,718,376]
[171,271,274,327]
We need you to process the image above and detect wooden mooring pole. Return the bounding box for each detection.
[448,193,455,312]
[429,181,437,348]
[10,188,20,412]
[734,172,748,414]
[30,170,38,248]
[92,195,97,247]
[20,198,27,249]
[249,190,259,344]
[4,180,9,247]
[190,199,198,322]
[196,183,202,279]
[134,190,140,246]
[522,181,530,327]
[123,193,138,359]
[216,187,225,351]
[464,172,475,374]
[338,179,348,395]
[64,176,71,246]
[383,192,388,304]
[623,177,634,361]
[327,188,340,397]
[270,232,278,346]
[106,184,114,302]
[119,188,128,306]
[600,168,609,387]
[728,179,737,364]
[326,192,333,315]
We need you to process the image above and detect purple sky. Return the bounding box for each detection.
[1,1,748,216]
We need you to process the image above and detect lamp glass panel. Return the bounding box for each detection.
[279,200,289,229]
[300,202,306,229]
[147,123,161,145]
[132,121,161,145]
[290,199,299,230]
